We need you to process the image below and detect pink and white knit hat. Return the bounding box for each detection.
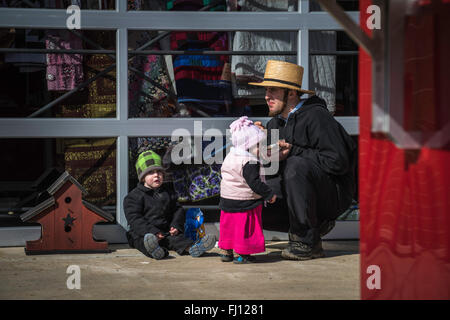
[229,116,266,150]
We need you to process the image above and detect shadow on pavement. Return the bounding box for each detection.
[254,251,283,263]
[264,240,359,260]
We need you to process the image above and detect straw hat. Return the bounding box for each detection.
[248,60,315,94]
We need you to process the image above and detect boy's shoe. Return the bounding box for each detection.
[143,233,168,260]
[281,240,324,261]
[219,249,233,262]
[233,254,256,264]
[189,234,216,257]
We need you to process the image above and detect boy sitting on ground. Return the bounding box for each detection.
[124,150,216,260]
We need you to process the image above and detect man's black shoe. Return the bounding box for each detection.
[281,241,324,261]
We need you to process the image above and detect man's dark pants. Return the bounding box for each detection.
[266,156,339,246]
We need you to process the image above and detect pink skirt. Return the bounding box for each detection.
[218,205,265,255]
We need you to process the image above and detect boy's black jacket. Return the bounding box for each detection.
[124,183,185,239]
[266,95,357,214]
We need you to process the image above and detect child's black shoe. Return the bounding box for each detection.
[143,233,168,260]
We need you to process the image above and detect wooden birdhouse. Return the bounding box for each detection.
[20,171,114,254]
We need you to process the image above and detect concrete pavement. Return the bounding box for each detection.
[0,240,360,300]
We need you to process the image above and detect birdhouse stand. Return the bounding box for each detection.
[20,171,114,254]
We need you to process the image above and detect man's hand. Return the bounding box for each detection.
[169,227,179,236]
[267,194,277,204]
[278,139,292,161]
[156,232,165,240]
[278,139,291,150]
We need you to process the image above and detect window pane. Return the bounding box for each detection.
[129,136,223,205]
[309,30,358,116]
[128,30,297,118]
[0,138,117,227]
[0,28,116,118]
[128,0,297,11]
[0,1,115,9]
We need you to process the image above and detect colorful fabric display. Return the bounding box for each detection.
[64,138,116,206]
[57,53,116,117]
[168,0,232,111]
[46,31,84,91]
[172,163,221,202]
[170,31,232,105]
[128,31,175,118]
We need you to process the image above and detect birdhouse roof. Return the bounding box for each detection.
[20,198,114,223]
[47,171,88,196]
[20,197,55,222]
[82,200,114,222]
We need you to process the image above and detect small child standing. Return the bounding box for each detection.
[219,116,276,263]
[124,150,216,260]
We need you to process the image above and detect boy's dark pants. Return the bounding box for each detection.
[129,233,194,257]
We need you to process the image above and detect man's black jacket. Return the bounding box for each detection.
[123,183,185,239]
[266,95,357,215]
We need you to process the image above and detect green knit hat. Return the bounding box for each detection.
[135,150,165,181]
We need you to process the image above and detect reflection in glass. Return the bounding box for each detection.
[309,31,358,116]
[0,29,116,118]
[0,138,117,227]
[129,136,222,205]
[127,30,296,118]
[232,31,297,99]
